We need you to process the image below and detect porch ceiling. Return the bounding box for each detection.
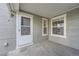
[19,3,79,18]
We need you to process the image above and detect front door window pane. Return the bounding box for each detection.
[21,17,30,35]
[21,27,30,35]
[21,17,30,26]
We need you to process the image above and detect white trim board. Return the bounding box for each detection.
[16,12,33,48]
[51,14,67,38]
[42,18,48,36]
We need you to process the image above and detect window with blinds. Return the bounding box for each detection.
[51,14,66,38]
[42,18,48,36]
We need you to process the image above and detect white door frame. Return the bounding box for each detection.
[16,12,33,48]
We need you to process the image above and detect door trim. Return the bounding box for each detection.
[16,12,33,48]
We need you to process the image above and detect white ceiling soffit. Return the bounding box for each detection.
[19,3,79,18]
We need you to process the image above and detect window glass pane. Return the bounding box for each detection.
[21,27,30,35]
[57,27,64,35]
[42,19,48,35]
[53,21,57,26]
[21,17,30,26]
[44,27,47,34]
[43,20,46,27]
[53,27,57,34]
[57,20,64,27]
[53,27,64,35]
[52,15,65,36]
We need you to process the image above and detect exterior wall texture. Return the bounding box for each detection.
[33,15,48,44]
[49,8,79,50]
[19,11,48,44]
[0,3,79,55]
[0,4,16,55]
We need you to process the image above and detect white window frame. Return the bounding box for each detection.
[51,14,66,38]
[42,18,48,36]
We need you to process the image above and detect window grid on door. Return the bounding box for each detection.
[21,17,31,35]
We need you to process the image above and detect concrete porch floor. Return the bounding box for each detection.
[8,40,79,56]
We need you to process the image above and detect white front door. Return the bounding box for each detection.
[16,13,33,48]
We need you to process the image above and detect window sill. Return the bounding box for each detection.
[51,34,66,38]
[42,34,48,36]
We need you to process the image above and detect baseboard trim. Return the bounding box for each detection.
[16,42,33,49]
